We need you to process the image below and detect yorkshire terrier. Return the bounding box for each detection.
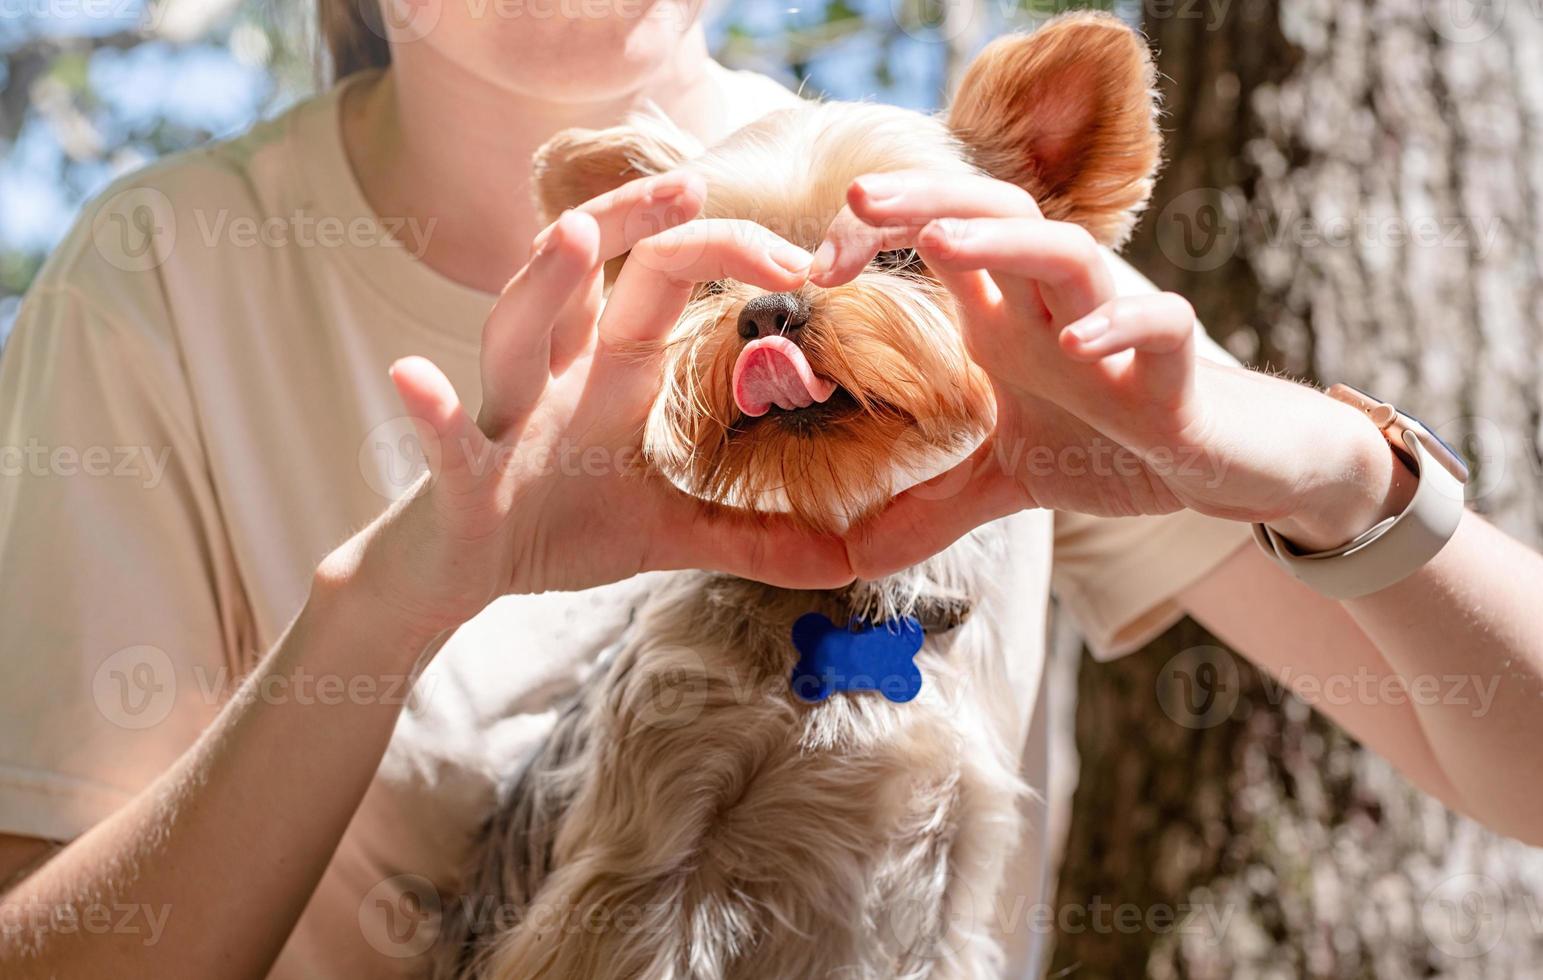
[433,13,1160,979]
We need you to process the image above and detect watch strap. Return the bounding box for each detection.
[1252,429,1465,599]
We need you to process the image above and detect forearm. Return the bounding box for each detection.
[1341,511,1543,839]
[1186,511,1543,845]
[0,557,443,978]
[1240,381,1543,838]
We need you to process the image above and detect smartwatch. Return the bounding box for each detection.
[1251,384,1470,600]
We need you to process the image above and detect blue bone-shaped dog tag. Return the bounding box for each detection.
[789,613,926,703]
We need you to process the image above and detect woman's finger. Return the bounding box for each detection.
[478,210,601,435]
[808,205,928,287]
[843,440,1029,578]
[1059,292,1198,399]
[643,489,855,590]
[809,171,1041,287]
[916,217,1113,326]
[597,219,813,347]
[388,355,486,491]
[533,171,707,372]
[547,262,604,375]
[846,170,1043,225]
[567,170,709,261]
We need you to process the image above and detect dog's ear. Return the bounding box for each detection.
[947,12,1160,247]
[532,118,702,223]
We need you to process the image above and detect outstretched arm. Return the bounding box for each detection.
[1183,507,1543,844]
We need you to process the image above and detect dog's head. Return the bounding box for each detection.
[535,13,1159,533]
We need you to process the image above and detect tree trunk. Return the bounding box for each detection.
[1049,0,1543,976]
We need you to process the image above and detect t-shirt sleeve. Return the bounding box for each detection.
[1048,252,1253,659]
[0,271,252,841]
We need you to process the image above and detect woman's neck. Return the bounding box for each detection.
[342,28,750,295]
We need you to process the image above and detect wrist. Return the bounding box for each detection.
[1268,398,1417,552]
[310,532,456,671]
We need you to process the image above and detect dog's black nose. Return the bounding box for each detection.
[737,292,809,340]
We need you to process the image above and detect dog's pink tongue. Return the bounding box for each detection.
[732,335,839,417]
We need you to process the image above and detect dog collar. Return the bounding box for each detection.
[789,614,925,703]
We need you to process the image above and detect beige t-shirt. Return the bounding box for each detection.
[0,73,1249,977]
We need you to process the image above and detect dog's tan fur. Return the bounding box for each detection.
[433,14,1160,979]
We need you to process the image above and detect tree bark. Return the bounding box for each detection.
[1049,0,1543,976]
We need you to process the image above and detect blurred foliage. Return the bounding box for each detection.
[0,0,1128,339]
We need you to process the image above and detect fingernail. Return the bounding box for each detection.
[1069,315,1110,344]
[809,240,837,280]
[645,172,687,202]
[771,243,813,273]
[530,221,558,259]
[855,173,901,203]
[917,218,962,254]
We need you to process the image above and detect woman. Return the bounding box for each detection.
[2,1,1541,977]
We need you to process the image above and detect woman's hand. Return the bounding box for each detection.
[810,171,1403,577]
[326,172,853,637]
